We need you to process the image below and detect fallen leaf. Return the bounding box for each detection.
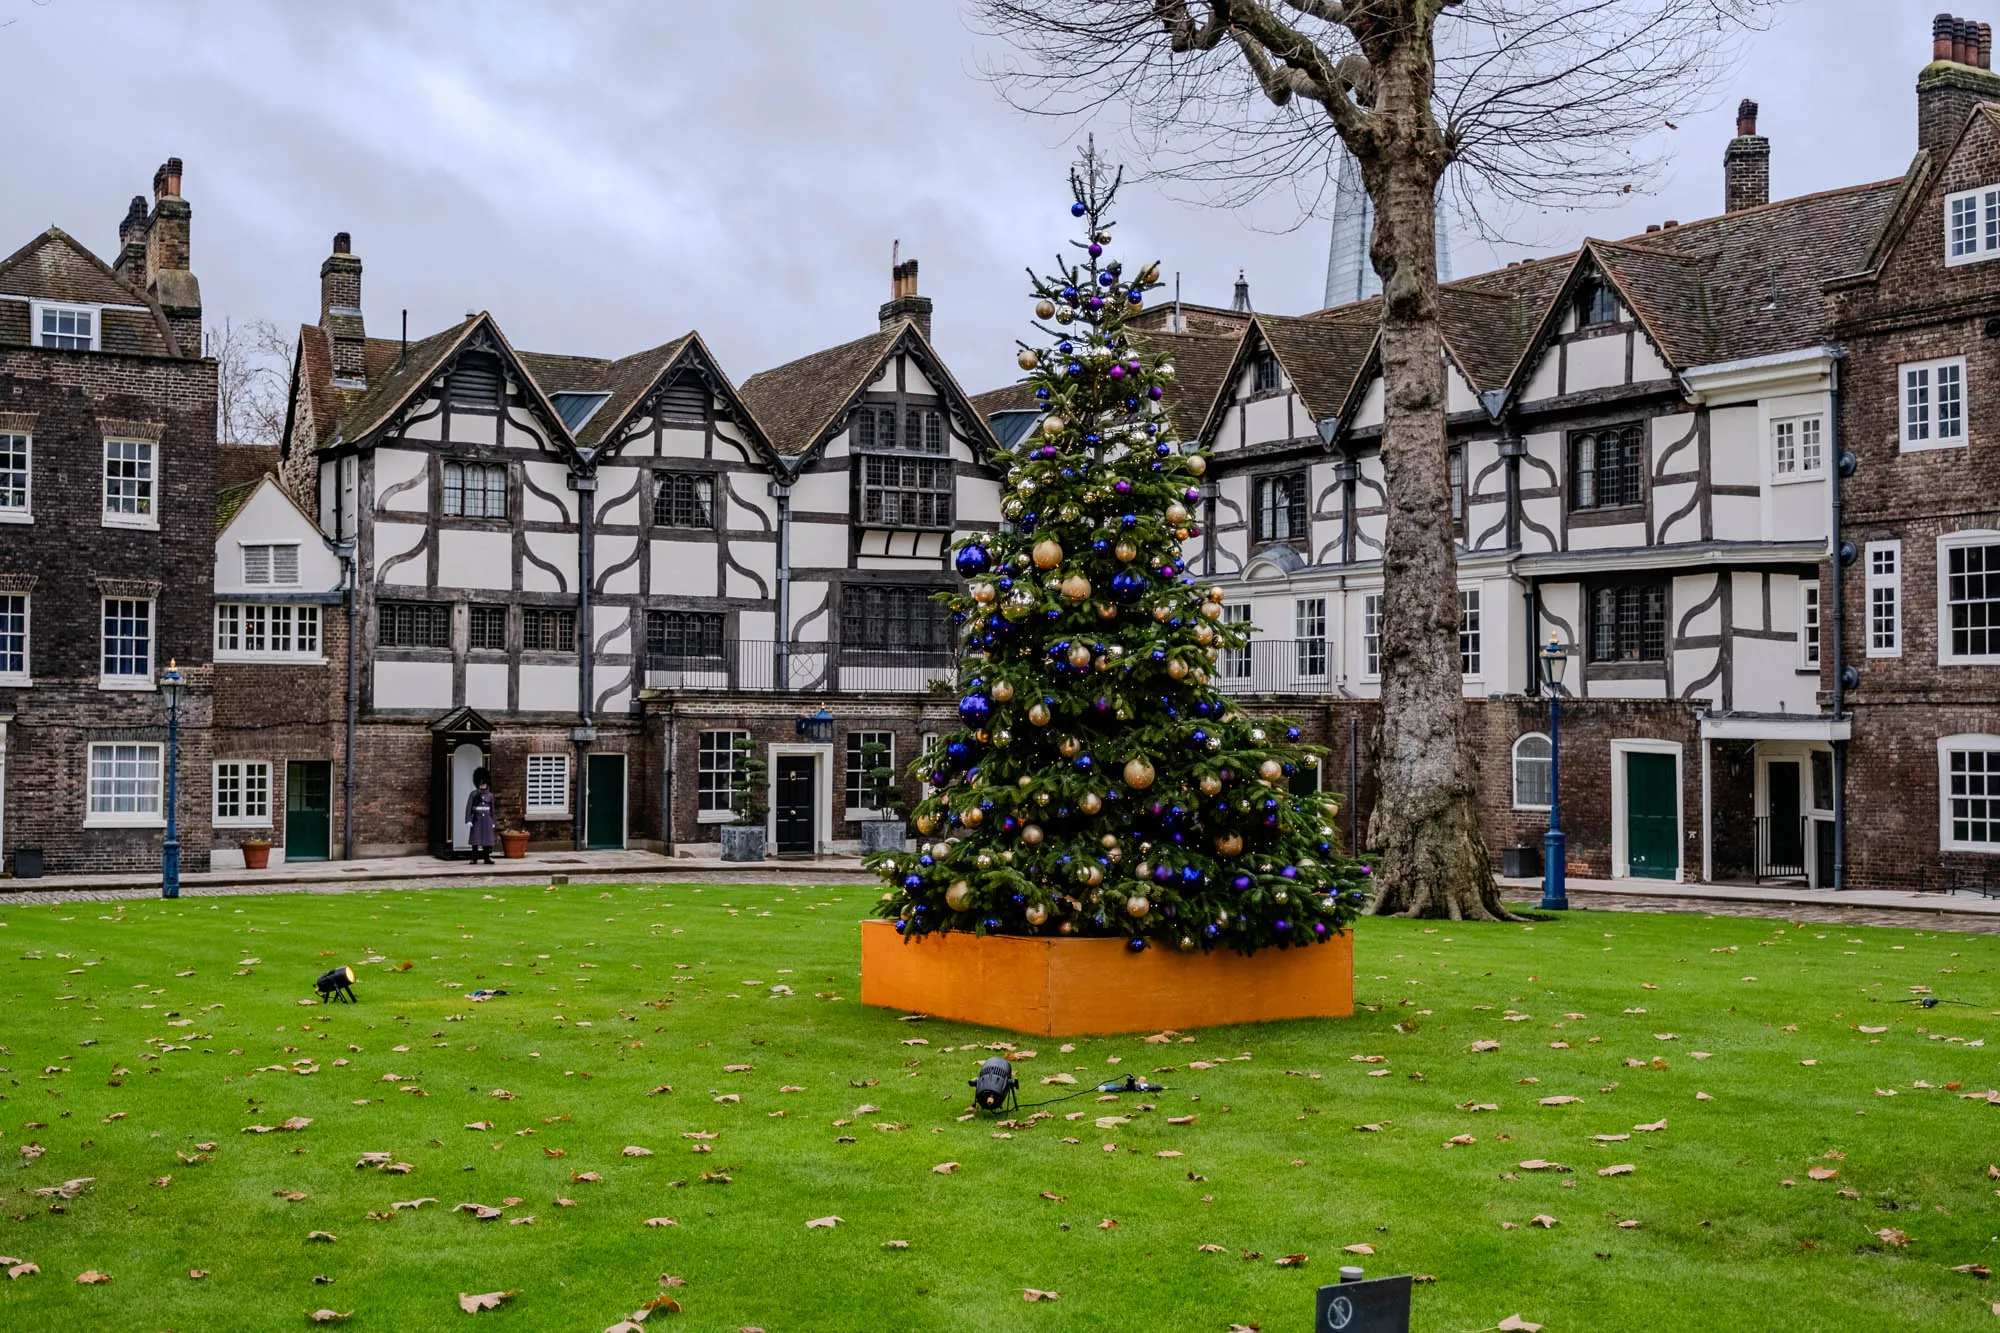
[1470,1040,1502,1052]
[1167,1115,1198,1126]
[1343,1243,1375,1255]
[1951,1263,1991,1278]
[1042,1073,1077,1086]
[1445,1134,1476,1147]
[307,1310,353,1323]
[1098,1218,1120,1230]
[307,1230,337,1243]
[1530,1215,1559,1228]
[573,1172,603,1184]
[1355,1123,1385,1133]
[1275,1253,1309,1267]
[644,1217,677,1228]
[881,1240,909,1249]
[932,1162,960,1175]
[1617,1219,1641,1229]
[75,1270,112,1284]
[1496,1318,1544,1332]
[1040,1191,1067,1203]
[1808,1167,1839,1181]
[393,1197,438,1211]
[458,1290,517,1312]
[1875,1228,1909,1248]
[621,1146,653,1158]
[1633,1119,1668,1132]
[1598,1164,1636,1177]
[7,1263,40,1279]
[1593,1133,1631,1143]
[1022,1288,1061,1302]
[1539,1096,1582,1107]
[805,1215,841,1229]
[1199,1243,1228,1253]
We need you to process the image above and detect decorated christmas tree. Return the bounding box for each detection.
[871,150,1369,955]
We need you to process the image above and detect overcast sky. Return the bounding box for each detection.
[0,0,1950,395]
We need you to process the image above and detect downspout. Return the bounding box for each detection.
[572,464,598,851]
[1828,354,1849,891]
[660,706,676,855]
[771,477,793,684]
[341,548,358,860]
[1524,579,1543,698]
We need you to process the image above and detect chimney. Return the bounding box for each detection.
[1920,13,2000,158]
[877,255,933,341]
[320,232,367,386]
[140,158,200,356]
[1723,98,1771,213]
[1232,268,1253,313]
[113,195,149,284]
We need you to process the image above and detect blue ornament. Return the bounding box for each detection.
[1036,387,1050,399]
[1126,937,1147,953]
[956,544,990,576]
[1128,289,1144,304]
[1180,866,1201,885]
[895,919,908,934]
[1073,755,1093,771]
[1286,727,1302,741]
[1203,923,1220,939]
[997,576,1013,591]
[1273,919,1290,932]
[958,693,992,724]
[1111,571,1146,601]
[1098,271,1116,287]
[1068,361,1084,375]
[947,740,969,759]
[1191,730,1207,744]
[903,875,922,889]
[1092,539,1109,552]
[1233,875,1252,892]
[1071,201,1087,217]
[1063,286,1078,300]
[1059,341,1074,354]
[1121,514,1137,527]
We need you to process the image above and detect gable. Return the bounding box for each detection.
[215,478,343,594]
[0,228,177,356]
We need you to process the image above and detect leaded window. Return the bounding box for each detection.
[646,610,724,662]
[443,461,507,518]
[523,607,576,653]
[1254,472,1308,543]
[1589,583,1667,663]
[468,604,507,652]
[378,601,450,649]
[841,585,950,654]
[1570,424,1644,509]
[860,455,953,528]
[653,472,715,528]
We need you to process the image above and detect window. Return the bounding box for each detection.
[0,594,26,682]
[1867,541,1902,657]
[697,730,748,820]
[241,543,301,586]
[1448,447,1466,532]
[468,604,507,652]
[1799,581,1821,669]
[549,391,612,433]
[1361,593,1381,678]
[36,303,97,351]
[0,433,29,519]
[646,609,725,662]
[523,607,576,653]
[860,455,953,527]
[103,439,155,525]
[1252,352,1280,393]
[1941,737,2000,852]
[1901,358,1966,449]
[212,760,272,827]
[1254,472,1308,543]
[1942,534,2000,664]
[841,585,951,654]
[215,604,321,660]
[1944,186,2000,266]
[1220,603,1251,680]
[1512,733,1552,810]
[1460,588,1482,677]
[447,353,502,407]
[525,753,571,818]
[653,472,715,529]
[846,731,895,815]
[1570,424,1644,509]
[923,411,944,453]
[1575,278,1618,327]
[87,742,162,825]
[1771,415,1824,479]
[101,598,153,685]
[442,461,507,518]
[1295,598,1327,678]
[1589,583,1668,663]
[378,601,450,649]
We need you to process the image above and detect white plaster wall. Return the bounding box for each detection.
[465,662,508,712]
[869,362,898,394]
[375,523,428,586]
[1446,364,1478,416]
[737,608,776,641]
[398,412,444,443]
[1653,481,1701,543]
[1771,480,1827,543]
[1243,395,1290,442]
[1351,379,1385,430]
[593,606,631,656]
[374,659,452,710]
[725,540,777,598]
[438,529,512,590]
[903,361,934,396]
[520,461,574,525]
[1712,495,1762,539]
[1584,676,1664,701]
[792,468,848,514]
[519,663,578,713]
[958,476,1002,526]
[649,540,719,597]
[1567,520,1647,552]
[451,411,498,448]
[1537,581,1583,649]
[1734,637,1811,713]
[1213,402,1244,453]
[501,409,546,451]
[596,468,644,527]
[724,480,777,531]
[791,520,848,570]
[374,449,428,513]
[789,584,832,643]
[521,530,577,593]
[661,426,708,460]
[1566,335,1626,391]
[1632,338,1670,382]
[1708,405,1761,488]
[596,534,641,595]
[216,483,343,594]
[1521,350,1562,403]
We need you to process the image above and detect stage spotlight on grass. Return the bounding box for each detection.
[970,1056,1017,1112]
[316,966,357,1003]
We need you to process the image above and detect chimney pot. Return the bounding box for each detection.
[878,255,933,339]
[1981,21,1993,68]
[1937,12,1957,61]
[1664,220,1679,229]
[152,158,182,201]
[1646,223,1662,233]
[1724,98,1771,212]
[1736,99,1760,136]
[333,231,351,255]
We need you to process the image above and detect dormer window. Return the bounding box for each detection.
[35,302,98,351]
[1574,277,1618,328]
[1945,185,2000,265]
[447,353,503,408]
[1252,352,1280,393]
[550,391,611,433]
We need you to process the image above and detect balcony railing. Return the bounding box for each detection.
[645,639,957,695]
[1212,638,1341,697]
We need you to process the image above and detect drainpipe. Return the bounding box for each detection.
[571,466,598,850]
[1524,579,1543,698]
[1828,354,1850,891]
[770,478,793,686]
[661,706,676,855]
[341,547,359,860]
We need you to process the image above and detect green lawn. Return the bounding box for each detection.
[0,884,1996,1332]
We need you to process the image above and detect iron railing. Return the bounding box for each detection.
[1212,638,1341,696]
[1754,814,1809,881]
[645,639,956,695]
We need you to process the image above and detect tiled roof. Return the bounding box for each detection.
[215,479,260,532]
[0,228,178,357]
[969,381,1041,417]
[1128,328,1240,442]
[1254,311,1378,421]
[333,317,480,445]
[738,325,904,457]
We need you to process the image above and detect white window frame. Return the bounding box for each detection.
[524,753,572,819]
[0,592,27,685]
[1943,185,2000,266]
[1360,593,1382,680]
[240,542,302,588]
[1866,540,1902,658]
[31,300,100,352]
[1798,580,1821,670]
[1512,732,1552,812]
[1770,414,1824,482]
[697,729,747,823]
[0,431,30,522]
[99,597,155,690]
[1220,603,1252,680]
[1938,735,2000,854]
[1900,357,1967,451]
[1459,588,1483,679]
[212,760,273,828]
[102,438,158,529]
[1939,530,2000,666]
[214,603,323,663]
[845,730,896,820]
[1294,597,1328,679]
[85,741,163,828]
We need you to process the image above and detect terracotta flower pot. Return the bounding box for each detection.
[500,830,530,860]
[242,841,272,871]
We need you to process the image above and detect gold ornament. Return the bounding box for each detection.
[1133,862,1152,881]
[1027,702,1051,727]
[991,730,1012,747]
[1079,791,1102,815]
[975,852,993,869]
[1059,736,1082,759]
[971,582,996,604]
[1126,895,1151,919]
[1114,541,1138,562]
[1207,587,1226,604]
[1179,936,1196,953]
[1101,833,1119,849]
[1095,602,1118,620]
[1124,757,1156,790]
[915,813,936,836]
[1018,775,1033,788]
[1152,605,1171,623]
[1138,262,1161,284]
[1215,832,1244,857]
[1058,921,1075,935]
[1061,573,1092,601]
[1035,791,1050,807]
[1024,903,1049,927]
[1175,527,1190,541]
[1017,348,1040,371]
[992,679,1015,703]
[1081,864,1103,886]
[1042,416,1066,436]
[1166,659,1189,680]
[1067,643,1093,669]
[1194,622,1215,645]
[962,806,984,827]
[1035,298,1057,319]
[1250,728,1266,743]
[1199,774,1224,797]
[1273,889,1289,905]
[1259,759,1284,782]
[1033,539,1064,570]
[944,880,972,911]
[1165,501,1189,524]
[1200,602,1222,621]
[1105,845,1122,863]
[1021,823,1044,845]
[1186,455,1206,477]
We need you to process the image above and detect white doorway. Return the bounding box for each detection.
[450,742,485,851]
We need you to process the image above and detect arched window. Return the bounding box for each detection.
[1513,733,1552,810]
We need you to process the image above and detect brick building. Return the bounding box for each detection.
[0,159,218,876]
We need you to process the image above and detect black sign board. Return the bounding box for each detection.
[1313,1274,1413,1333]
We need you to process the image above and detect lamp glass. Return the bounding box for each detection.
[1541,638,1567,688]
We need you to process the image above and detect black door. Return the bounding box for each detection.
[775,756,814,856]
[285,761,332,862]
[1766,761,1804,875]
[586,753,626,850]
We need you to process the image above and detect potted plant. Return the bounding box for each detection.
[719,737,768,862]
[500,828,531,859]
[856,737,907,855]
[241,837,273,871]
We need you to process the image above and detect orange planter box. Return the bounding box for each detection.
[860,918,1353,1036]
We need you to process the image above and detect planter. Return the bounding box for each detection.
[500,830,530,860]
[860,918,1353,1036]
[719,824,767,863]
[1502,845,1542,878]
[858,820,908,855]
[241,841,273,871]
[12,847,43,879]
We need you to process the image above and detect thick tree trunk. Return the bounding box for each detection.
[1357,24,1517,922]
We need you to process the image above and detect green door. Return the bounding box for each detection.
[1625,751,1678,880]
[285,761,332,862]
[586,753,626,850]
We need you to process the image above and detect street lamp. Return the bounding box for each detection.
[1539,636,1568,911]
[161,659,182,900]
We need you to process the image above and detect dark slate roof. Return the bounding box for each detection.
[0,228,179,357]
[738,325,904,457]
[1128,329,1239,441]
[1254,311,1378,420]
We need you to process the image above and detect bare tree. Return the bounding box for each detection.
[208,316,293,448]
[973,0,1779,920]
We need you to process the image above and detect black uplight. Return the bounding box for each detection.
[970,1056,1017,1112]
[316,966,358,1003]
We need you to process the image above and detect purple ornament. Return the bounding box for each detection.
[1115,479,1131,494]
[1109,364,1126,379]
[1273,919,1291,932]
[1360,864,1373,876]
[1088,296,1104,310]
[1153,864,1171,883]
[1088,242,1103,258]
[1148,385,1164,400]
[1313,922,1328,937]
[1232,875,1251,892]
[1094,696,1111,713]
[1280,865,1298,880]
[1184,487,1200,503]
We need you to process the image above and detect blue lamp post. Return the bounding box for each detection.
[161,659,182,900]
[1539,636,1569,911]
